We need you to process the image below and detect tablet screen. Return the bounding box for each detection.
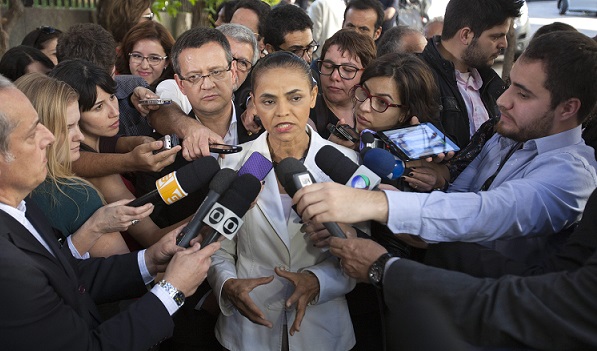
[380,123,459,160]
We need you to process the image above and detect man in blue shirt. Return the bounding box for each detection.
[294,31,597,264]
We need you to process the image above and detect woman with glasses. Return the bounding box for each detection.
[97,0,153,45]
[209,52,357,351]
[116,21,175,87]
[309,29,376,139]
[21,26,62,65]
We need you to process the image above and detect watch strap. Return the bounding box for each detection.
[369,253,393,289]
[157,280,185,307]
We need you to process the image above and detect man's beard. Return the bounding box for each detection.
[462,38,494,69]
[496,109,554,142]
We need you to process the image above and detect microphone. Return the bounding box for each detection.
[127,156,220,207]
[315,145,381,190]
[200,173,261,246]
[238,151,273,181]
[176,168,237,248]
[275,157,347,239]
[363,148,408,180]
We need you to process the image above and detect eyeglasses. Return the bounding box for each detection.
[233,57,253,73]
[129,52,168,66]
[141,12,155,20]
[353,85,402,113]
[278,40,319,58]
[317,60,363,80]
[38,26,57,34]
[178,63,232,86]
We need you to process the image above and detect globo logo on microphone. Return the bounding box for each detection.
[205,203,243,239]
[350,175,372,190]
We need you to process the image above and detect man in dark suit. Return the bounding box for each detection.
[0,75,220,350]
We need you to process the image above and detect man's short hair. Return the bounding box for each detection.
[0,75,17,159]
[320,29,376,69]
[263,5,313,48]
[232,0,271,37]
[442,0,523,40]
[343,0,384,32]
[217,23,260,64]
[171,27,233,76]
[56,23,117,73]
[376,26,425,56]
[521,31,597,123]
[532,21,577,40]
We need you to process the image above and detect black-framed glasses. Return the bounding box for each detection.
[317,60,363,80]
[277,40,319,58]
[353,85,403,113]
[178,62,232,86]
[141,12,155,20]
[38,26,57,34]
[129,52,168,66]
[233,57,253,73]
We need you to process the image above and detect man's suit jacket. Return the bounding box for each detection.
[384,246,597,349]
[0,202,173,351]
[208,127,357,351]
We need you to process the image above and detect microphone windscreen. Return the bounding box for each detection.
[218,173,262,217]
[238,152,273,181]
[315,145,359,184]
[209,168,237,194]
[176,156,220,193]
[274,157,307,197]
[363,148,397,178]
[360,131,376,144]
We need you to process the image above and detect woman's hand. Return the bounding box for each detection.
[87,199,154,234]
[128,140,181,173]
[223,276,274,328]
[275,267,320,335]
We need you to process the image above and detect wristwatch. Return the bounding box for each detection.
[157,280,185,307]
[368,253,393,289]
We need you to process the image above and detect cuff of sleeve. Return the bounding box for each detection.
[218,277,236,316]
[151,284,181,316]
[67,236,89,259]
[382,190,424,235]
[138,250,155,285]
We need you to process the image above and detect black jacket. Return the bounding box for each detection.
[420,36,506,148]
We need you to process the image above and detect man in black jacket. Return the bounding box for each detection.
[420,0,523,148]
[0,74,221,351]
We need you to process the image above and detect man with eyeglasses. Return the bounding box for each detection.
[309,29,376,140]
[262,4,317,64]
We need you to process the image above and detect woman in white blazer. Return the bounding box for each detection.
[208,52,357,351]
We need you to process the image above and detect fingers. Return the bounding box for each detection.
[290,303,306,336]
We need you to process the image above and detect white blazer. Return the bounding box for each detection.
[208,126,357,351]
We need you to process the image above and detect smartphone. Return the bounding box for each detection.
[327,123,360,143]
[377,123,460,161]
[153,134,180,154]
[209,143,243,154]
[139,98,172,105]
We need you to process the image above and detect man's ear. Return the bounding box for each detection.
[458,27,474,46]
[174,74,188,96]
[373,27,382,41]
[558,97,581,123]
[265,43,275,54]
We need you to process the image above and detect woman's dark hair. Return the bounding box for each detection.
[115,20,175,86]
[0,45,54,82]
[359,53,440,127]
[49,59,117,112]
[251,51,314,90]
[215,0,239,25]
[320,29,376,69]
[21,26,63,51]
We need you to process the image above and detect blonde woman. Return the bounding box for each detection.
[15,73,153,257]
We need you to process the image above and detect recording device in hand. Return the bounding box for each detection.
[139,98,172,105]
[315,145,381,190]
[327,123,360,143]
[275,157,347,239]
[238,152,273,181]
[377,123,459,161]
[209,143,243,154]
[153,134,180,154]
[127,156,220,207]
[200,173,262,247]
[362,148,408,180]
[176,168,237,248]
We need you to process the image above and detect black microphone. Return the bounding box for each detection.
[275,157,347,239]
[315,145,381,190]
[127,156,220,207]
[200,173,261,246]
[176,168,237,248]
